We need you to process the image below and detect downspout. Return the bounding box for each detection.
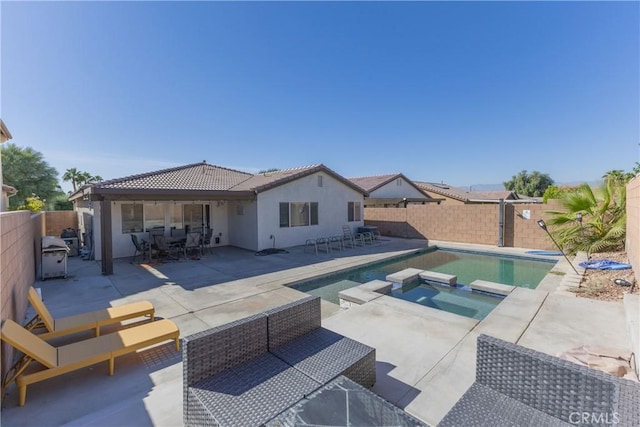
[498,198,504,247]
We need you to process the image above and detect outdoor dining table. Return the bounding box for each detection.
[265,375,425,427]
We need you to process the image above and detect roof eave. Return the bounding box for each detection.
[73,187,256,201]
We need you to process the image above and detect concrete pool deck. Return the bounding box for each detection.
[1,238,634,426]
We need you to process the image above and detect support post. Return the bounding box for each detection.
[100,199,113,275]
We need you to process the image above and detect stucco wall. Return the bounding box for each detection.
[365,201,562,250]
[0,211,39,380]
[627,175,640,284]
[256,171,364,250]
[370,178,426,199]
[228,200,258,251]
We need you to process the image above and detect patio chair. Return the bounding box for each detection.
[315,237,331,254]
[183,232,202,259]
[329,235,343,251]
[361,231,374,245]
[130,234,149,264]
[342,225,364,247]
[148,227,165,240]
[0,317,180,406]
[25,286,154,339]
[152,235,182,262]
[200,228,213,254]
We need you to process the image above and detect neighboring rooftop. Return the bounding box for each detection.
[415,181,521,203]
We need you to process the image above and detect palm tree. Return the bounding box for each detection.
[602,169,634,184]
[62,168,82,192]
[545,179,626,255]
[77,171,91,186]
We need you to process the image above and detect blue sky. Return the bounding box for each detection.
[2,1,638,193]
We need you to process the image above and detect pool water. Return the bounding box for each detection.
[389,281,502,320]
[290,248,555,320]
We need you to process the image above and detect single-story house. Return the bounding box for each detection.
[69,162,368,274]
[414,182,538,204]
[348,174,442,207]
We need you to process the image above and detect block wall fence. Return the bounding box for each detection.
[0,210,78,385]
[364,200,564,251]
[627,175,640,285]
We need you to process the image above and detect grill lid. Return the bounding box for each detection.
[42,236,70,252]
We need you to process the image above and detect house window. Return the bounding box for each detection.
[279,203,289,227]
[396,178,402,186]
[121,204,143,233]
[347,201,362,222]
[144,204,164,231]
[279,202,319,227]
[169,204,183,229]
[184,204,203,232]
[317,175,323,187]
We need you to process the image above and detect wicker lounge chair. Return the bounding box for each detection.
[25,287,154,339]
[264,296,376,388]
[183,296,376,427]
[1,318,180,406]
[438,334,640,426]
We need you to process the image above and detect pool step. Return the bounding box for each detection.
[360,280,393,294]
[419,271,457,286]
[469,279,515,296]
[386,268,424,285]
[339,280,392,309]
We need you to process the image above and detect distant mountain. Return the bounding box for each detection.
[461,180,603,193]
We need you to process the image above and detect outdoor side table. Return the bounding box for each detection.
[266,375,426,427]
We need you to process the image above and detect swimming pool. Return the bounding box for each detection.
[290,247,556,320]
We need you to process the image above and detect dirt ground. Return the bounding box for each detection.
[575,251,639,301]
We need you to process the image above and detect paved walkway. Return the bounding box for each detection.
[1,238,632,426]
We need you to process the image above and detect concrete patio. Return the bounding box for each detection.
[0,238,634,426]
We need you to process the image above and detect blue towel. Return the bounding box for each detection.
[578,260,632,270]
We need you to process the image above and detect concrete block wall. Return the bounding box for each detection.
[0,211,38,381]
[365,201,563,250]
[44,210,78,238]
[627,175,640,285]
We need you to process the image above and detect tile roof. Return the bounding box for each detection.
[474,191,519,200]
[231,164,367,195]
[94,162,253,191]
[72,162,367,198]
[230,164,322,192]
[348,174,401,193]
[414,182,472,201]
[415,182,518,202]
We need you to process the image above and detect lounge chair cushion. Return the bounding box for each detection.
[1,318,180,406]
[27,287,154,338]
[187,353,320,427]
[1,320,57,368]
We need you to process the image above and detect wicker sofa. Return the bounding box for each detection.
[439,334,640,427]
[183,296,376,427]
